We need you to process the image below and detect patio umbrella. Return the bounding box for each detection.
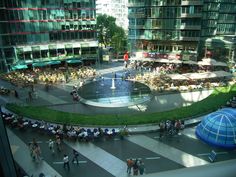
[198,58,227,67]
[168,73,188,80]
[183,60,198,65]
[182,71,232,80]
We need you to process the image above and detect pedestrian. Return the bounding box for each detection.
[28,142,35,160]
[126,158,133,174]
[14,89,19,98]
[159,122,165,138]
[28,91,32,102]
[56,135,62,152]
[71,149,79,165]
[48,139,55,154]
[63,154,70,170]
[133,159,139,176]
[34,143,42,162]
[139,161,145,175]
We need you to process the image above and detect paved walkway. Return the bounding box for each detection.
[7,128,62,177]
[1,61,228,177]
[127,135,209,167]
[65,141,127,177]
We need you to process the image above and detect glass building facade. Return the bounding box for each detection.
[128,0,236,61]
[199,0,236,61]
[0,0,98,71]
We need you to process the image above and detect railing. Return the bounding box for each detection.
[181,0,203,6]
[180,25,201,30]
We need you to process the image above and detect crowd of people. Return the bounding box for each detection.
[127,158,145,175]
[0,66,97,87]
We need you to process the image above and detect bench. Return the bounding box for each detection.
[208,150,217,162]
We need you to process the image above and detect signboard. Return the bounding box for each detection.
[103,55,110,61]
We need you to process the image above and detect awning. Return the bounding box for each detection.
[182,71,232,80]
[168,73,188,80]
[47,60,61,65]
[66,58,82,64]
[33,60,61,67]
[33,62,48,67]
[183,60,198,65]
[198,58,227,67]
[11,64,28,70]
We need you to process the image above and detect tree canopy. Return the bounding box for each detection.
[96,14,127,54]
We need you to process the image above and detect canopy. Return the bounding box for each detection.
[156,59,182,64]
[198,58,227,67]
[33,62,48,67]
[47,60,61,65]
[33,60,61,67]
[168,73,188,80]
[183,60,198,65]
[66,59,82,64]
[182,71,232,80]
[11,64,28,70]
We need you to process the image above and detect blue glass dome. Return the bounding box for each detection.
[196,108,236,149]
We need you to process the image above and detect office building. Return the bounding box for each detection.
[128,0,236,61]
[0,0,98,71]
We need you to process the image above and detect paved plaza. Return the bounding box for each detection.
[1,61,236,177]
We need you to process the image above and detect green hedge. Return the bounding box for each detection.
[6,85,236,126]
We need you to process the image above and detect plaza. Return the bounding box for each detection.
[1,61,236,177]
[0,0,236,177]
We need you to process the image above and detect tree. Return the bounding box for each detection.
[97,14,127,54]
[111,26,127,58]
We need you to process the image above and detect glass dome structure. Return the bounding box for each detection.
[196,108,236,149]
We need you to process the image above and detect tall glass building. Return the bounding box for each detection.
[128,0,236,61]
[0,0,97,71]
[199,0,236,61]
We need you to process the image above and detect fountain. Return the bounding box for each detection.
[78,78,152,107]
[110,78,116,89]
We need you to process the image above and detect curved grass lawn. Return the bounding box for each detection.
[6,85,236,126]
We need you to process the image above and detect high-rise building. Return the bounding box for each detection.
[199,0,236,61]
[96,0,128,31]
[128,0,236,61]
[0,0,98,71]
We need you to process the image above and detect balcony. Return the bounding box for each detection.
[128,13,146,18]
[179,36,200,41]
[128,35,145,40]
[218,19,235,24]
[180,25,201,30]
[181,13,202,18]
[181,0,203,6]
[128,2,145,7]
[129,25,145,29]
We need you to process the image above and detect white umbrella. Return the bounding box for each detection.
[168,73,188,80]
[183,60,198,65]
[198,58,227,67]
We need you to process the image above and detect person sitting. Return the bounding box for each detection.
[73,93,80,101]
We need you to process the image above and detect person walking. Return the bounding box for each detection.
[71,149,79,165]
[126,158,133,175]
[133,159,139,176]
[48,139,55,154]
[56,135,62,152]
[34,144,42,162]
[139,161,145,175]
[63,154,70,170]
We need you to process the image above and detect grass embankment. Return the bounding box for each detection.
[6,85,236,126]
